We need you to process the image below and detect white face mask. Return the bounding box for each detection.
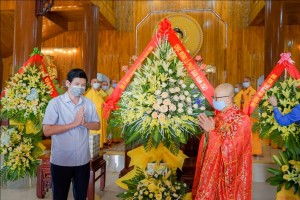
[92,83,100,89]
[71,85,85,97]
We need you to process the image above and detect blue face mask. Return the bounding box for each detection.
[213,99,226,111]
[112,83,117,88]
[234,87,239,93]
[243,81,250,88]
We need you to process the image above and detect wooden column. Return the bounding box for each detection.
[82,4,99,80]
[0,56,3,91]
[13,0,42,73]
[264,0,285,76]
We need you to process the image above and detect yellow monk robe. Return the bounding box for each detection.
[84,88,105,148]
[242,86,256,114]
[106,87,114,96]
[98,89,108,144]
[234,90,243,110]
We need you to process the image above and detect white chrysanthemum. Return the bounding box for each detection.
[186,97,192,103]
[184,91,189,96]
[179,95,185,101]
[169,104,177,111]
[178,103,184,108]
[151,112,158,118]
[168,69,173,74]
[178,108,184,113]
[157,99,163,105]
[190,83,195,88]
[163,99,171,105]
[187,110,193,115]
[193,104,199,109]
[178,80,183,85]
[161,92,169,98]
[155,90,162,95]
[169,88,175,93]
[173,95,179,101]
[182,84,187,88]
[158,113,166,121]
[153,103,160,110]
[159,105,169,113]
[175,87,180,92]
[162,82,167,88]
[200,106,206,110]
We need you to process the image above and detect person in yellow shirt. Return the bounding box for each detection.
[99,81,109,101]
[85,78,106,148]
[233,83,243,110]
[242,77,256,114]
[106,79,117,96]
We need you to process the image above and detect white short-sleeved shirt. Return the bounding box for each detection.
[42,92,100,166]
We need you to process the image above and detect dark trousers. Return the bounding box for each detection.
[50,163,90,200]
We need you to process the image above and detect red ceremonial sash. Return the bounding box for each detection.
[247,53,300,115]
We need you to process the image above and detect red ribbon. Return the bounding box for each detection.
[18,54,58,98]
[247,59,300,115]
[104,18,214,118]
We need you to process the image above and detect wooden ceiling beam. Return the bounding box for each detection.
[45,12,68,30]
[91,1,116,29]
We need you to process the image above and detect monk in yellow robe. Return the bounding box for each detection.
[233,83,243,110]
[192,83,252,200]
[85,78,106,148]
[106,79,117,96]
[242,77,256,114]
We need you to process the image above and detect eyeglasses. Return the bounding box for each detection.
[212,96,230,101]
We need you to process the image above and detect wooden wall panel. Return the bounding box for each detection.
[41,31,83,82]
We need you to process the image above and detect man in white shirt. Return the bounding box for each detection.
[43,68,100,200]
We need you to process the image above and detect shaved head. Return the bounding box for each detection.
[215,83,234,97]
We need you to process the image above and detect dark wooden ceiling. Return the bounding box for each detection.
[0,1,115,58]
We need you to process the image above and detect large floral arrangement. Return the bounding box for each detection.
[267,150,300,195]
[110,39,213,154]
[0,64,52,124]
[0,49,59,184]
[0,126,44,184]
[254,78,300,149]
[117,163,188,200]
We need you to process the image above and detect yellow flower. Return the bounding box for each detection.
[261,113,267,118]
[283,174,290,181]
[281,165,289,172]
[155,193,162,200]
[289,160,297,165]
[148,183,157,192]
[166,196,172,200]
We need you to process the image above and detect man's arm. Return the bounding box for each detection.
[273,105,300,126]
[82,122,100,130]
[43,106,85,136]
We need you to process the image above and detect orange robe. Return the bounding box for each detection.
[234,90,243,110]
[242,86,256,114]
[192,105,252,200]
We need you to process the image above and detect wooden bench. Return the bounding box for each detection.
[36,153,106,200]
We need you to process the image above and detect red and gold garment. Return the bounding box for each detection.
[192,105,252,200]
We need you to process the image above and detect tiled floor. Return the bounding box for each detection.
[0,145,279,200]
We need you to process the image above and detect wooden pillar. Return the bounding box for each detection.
[264,0,285,76]
[82,4,99,81]
[0,56,3,91]
[13,0,42,73]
